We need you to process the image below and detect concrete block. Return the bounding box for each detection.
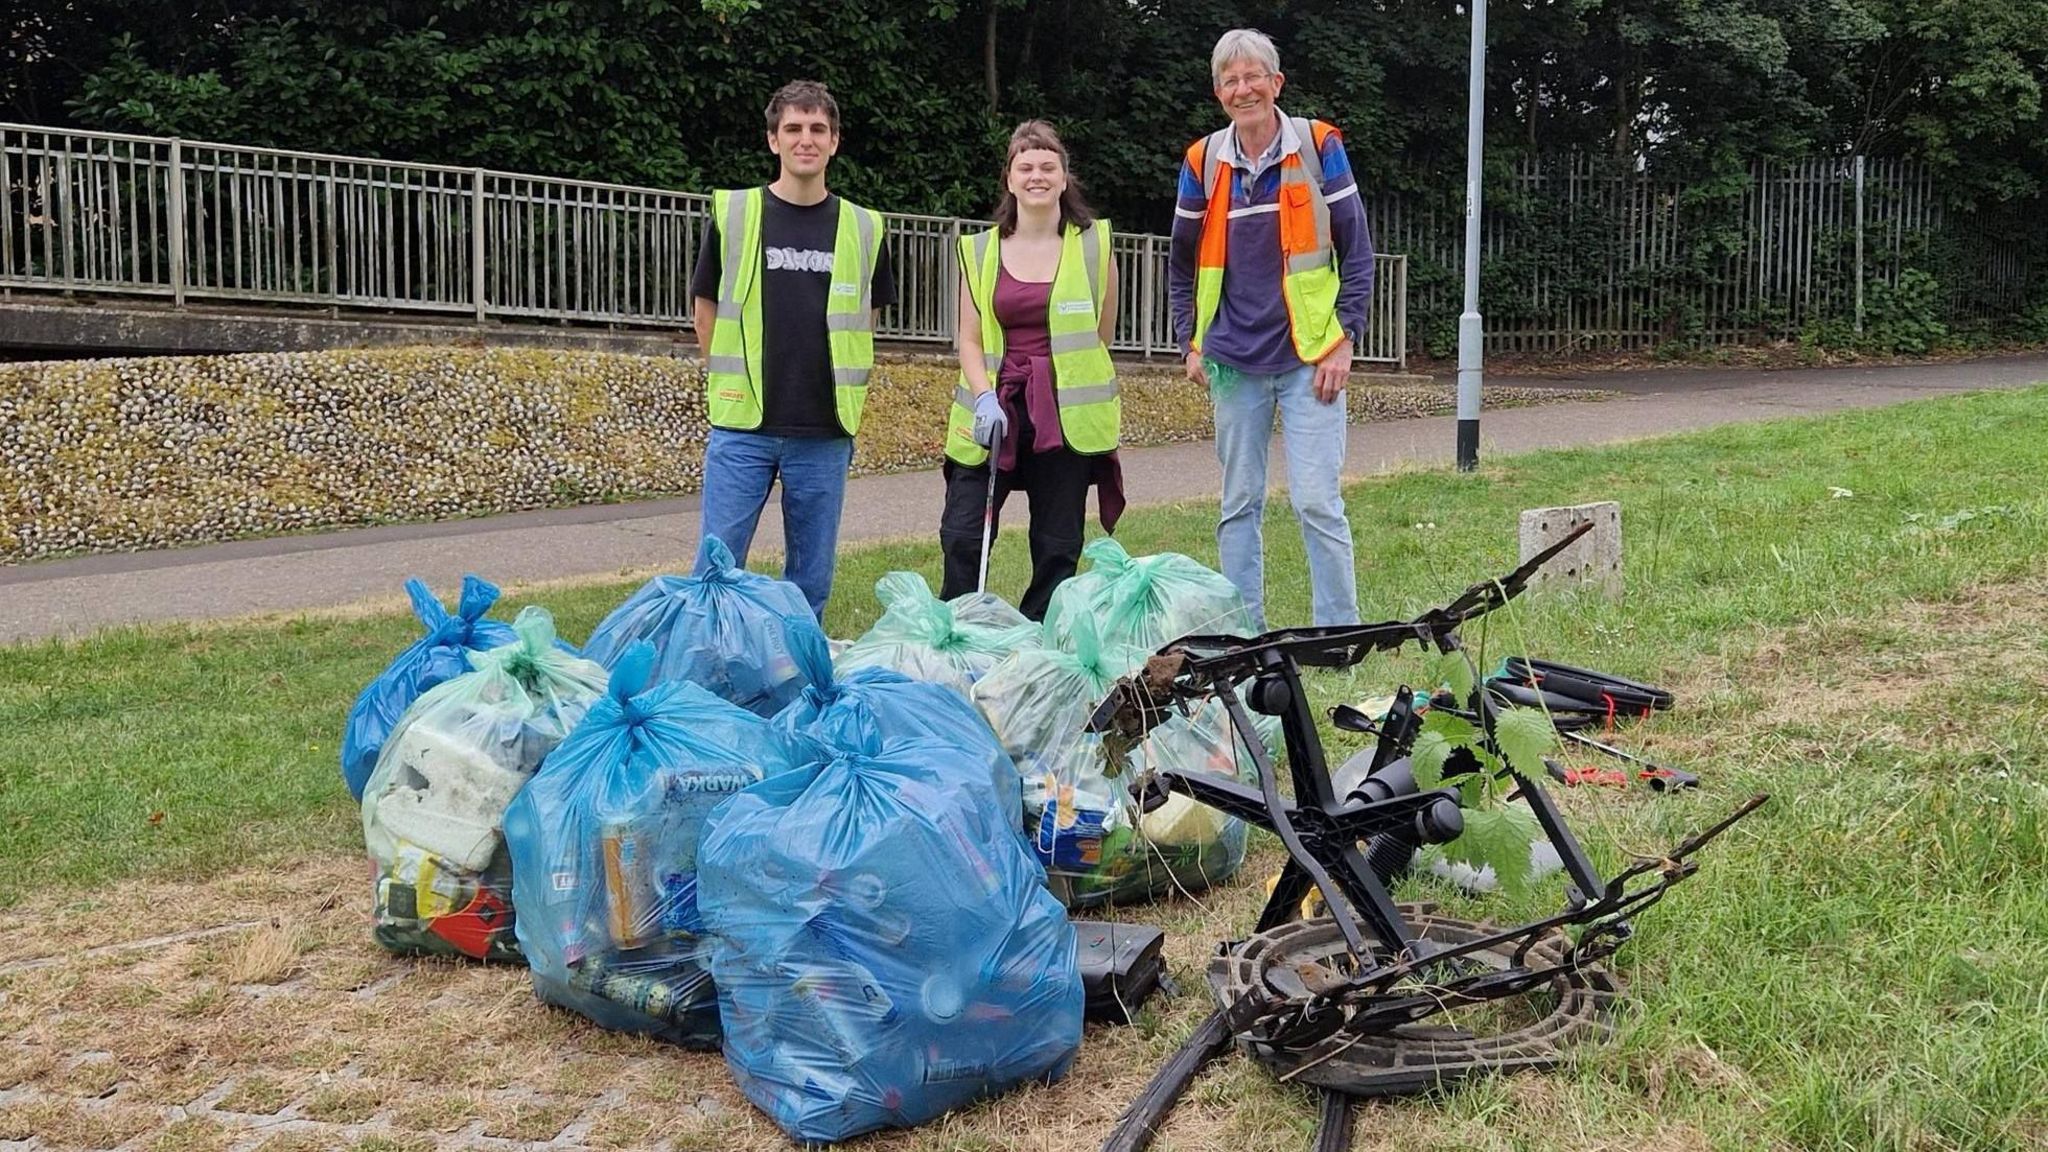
[1518,502,1622,598]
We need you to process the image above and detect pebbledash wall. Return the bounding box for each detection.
[2,347,1499,563]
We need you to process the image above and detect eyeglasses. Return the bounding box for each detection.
[1218,71,1274,94]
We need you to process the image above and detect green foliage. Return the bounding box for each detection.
[2013,297,2048,344]
[1800,268,1954,356]
[1408,710,1479,793]
[1492,707,1556,779]
[1430,650,1476,706]
[1863,269,1952,355]
[10,1,2048,355]
[1446,805,1543,893]
[11,0,2048,235]
[1408,700,1551,890]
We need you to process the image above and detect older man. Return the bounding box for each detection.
[1168,28,1373,629]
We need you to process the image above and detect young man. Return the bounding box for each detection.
[1167,29,1374,630]
[690,80,895,621]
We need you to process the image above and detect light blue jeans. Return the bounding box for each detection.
[1210,360,1359,629]
[700,428,855,621]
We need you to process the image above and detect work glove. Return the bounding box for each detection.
[972,389,1009,448]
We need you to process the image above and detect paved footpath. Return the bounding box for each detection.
[3,354,2042,644]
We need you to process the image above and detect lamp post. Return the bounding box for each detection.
[1456,0,1487,471]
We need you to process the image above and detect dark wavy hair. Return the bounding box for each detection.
[991,120,1096,238]
[764,80,839,134]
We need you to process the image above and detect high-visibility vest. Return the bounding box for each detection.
[1186,118,1346,365]
[704,187,884,435]
[945,220,1119,467]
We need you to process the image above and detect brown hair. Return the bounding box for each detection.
[764,80,840,134]
[992,120,1096,237]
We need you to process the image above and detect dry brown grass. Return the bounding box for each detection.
[0,1098,158,1149]
[127,1065,224,1107]
[383,1088,486,1134]
[248,1132,339,1152]
[219,920,309,986]
[143,1116,237,1152]
[347,1135,436,1152]
[298,1081,383,1124]
[44,1055,123,1099]
[214,1073,302,1116]
[475,1096,582,1142]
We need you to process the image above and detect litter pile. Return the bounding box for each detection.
[341,575,519,802]
[344,537,1260,1144]
[832,571,1035,699]
[359,606,608,961]
[582,537,817,717]
[503,641,798,1047]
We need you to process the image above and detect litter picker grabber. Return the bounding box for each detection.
[976,465,999,596]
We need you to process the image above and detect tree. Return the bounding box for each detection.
[22,0,2048,226]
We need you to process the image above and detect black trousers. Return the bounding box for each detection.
[939,443,1094,622]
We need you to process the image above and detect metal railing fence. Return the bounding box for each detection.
[2,123,1409,365]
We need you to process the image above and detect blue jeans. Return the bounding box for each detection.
[1210,360,1359,629]
[700,428,855,620]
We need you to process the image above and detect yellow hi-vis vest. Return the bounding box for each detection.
[704,187,884,435]
[945,220,1119,467]
[1187,118,1347,365]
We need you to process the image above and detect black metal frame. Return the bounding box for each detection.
[1091,525,1766,1151]
[1090,525,1611,975]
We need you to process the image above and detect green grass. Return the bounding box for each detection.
[3,386,2047,1150]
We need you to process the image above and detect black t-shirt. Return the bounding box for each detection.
[690,189,897,438]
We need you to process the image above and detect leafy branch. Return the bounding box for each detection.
[1410,640,1556,892]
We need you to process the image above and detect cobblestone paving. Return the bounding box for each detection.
[0,860,785,1152]
[0,857,1211,1152]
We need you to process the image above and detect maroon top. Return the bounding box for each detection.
[985,261,1125,532]
[993,265,1054,364]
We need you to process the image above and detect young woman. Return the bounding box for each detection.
[938,120,1124,621]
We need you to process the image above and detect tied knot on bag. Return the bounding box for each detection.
[693,535,742,583]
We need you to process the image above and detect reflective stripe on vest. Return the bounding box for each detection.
[1187,118,1347,366]
[945,220,1120,467]
[704,188,883,435]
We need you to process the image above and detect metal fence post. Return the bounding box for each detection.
[946,217,962,342]
[1853,154,1865,335]
[1397,255,1410,370]
[325,171,339,299]
[167,138,186,305]
[1140,234,1157,358]
[472,168,487,321]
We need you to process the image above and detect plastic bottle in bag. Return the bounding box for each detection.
[361,606,609,961]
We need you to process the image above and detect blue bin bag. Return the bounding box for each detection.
[582,535,823,716]
[1041,538,1256,655]
[833,572,1037,699]
[778,621,1022,826]
[505,640,799,1047]
[698,735,1083,1145]
[341,575,520,800]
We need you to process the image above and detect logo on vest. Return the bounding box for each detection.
[1055,300,1093,315]
[765,247,835,273]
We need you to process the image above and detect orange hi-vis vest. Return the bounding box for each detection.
[1186,117,1347,365]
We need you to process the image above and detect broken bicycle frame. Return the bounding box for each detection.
[1089,525,1766,1151]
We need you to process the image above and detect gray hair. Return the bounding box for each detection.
[1211,29,1280,86]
